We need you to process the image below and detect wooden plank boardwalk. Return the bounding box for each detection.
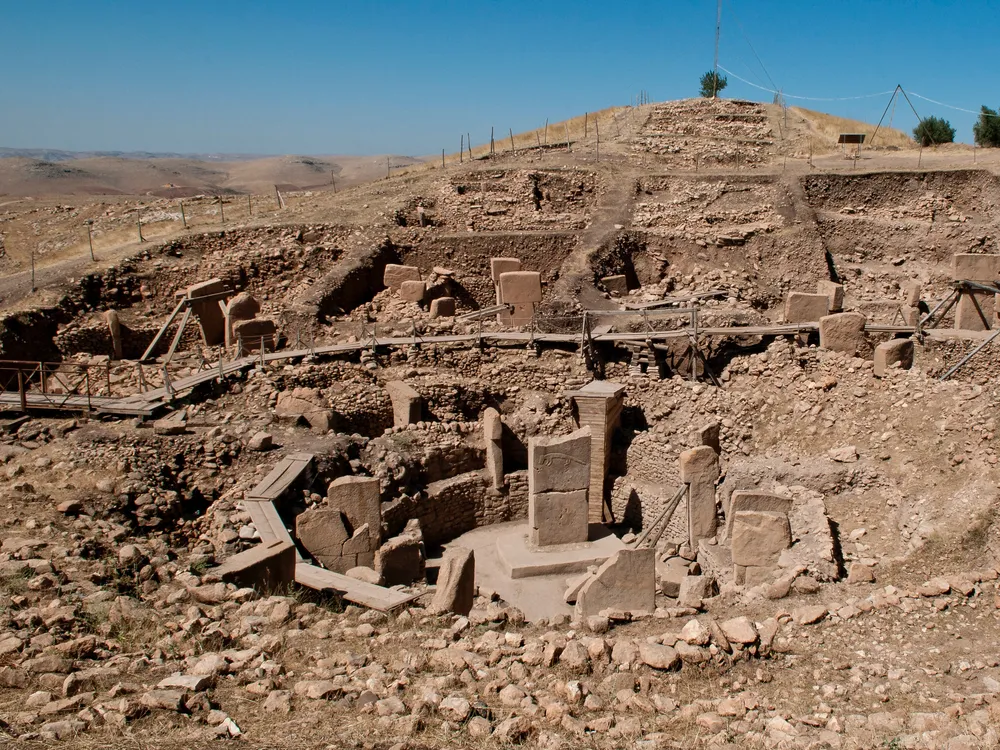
[235,453,418,611]
[1,321,984,417]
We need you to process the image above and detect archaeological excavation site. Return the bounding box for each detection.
[4,98,1000,749]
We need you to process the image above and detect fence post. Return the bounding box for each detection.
[17,369,26,412]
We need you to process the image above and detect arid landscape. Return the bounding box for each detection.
[1,97,1000,750]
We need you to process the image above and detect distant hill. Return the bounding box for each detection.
[0,151,426,197]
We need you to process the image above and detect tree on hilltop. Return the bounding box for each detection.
[913,116,955,147]
[699,71,727,99]
[973,106,1000,147]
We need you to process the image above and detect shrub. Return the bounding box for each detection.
[699,71,728,99]
[913,116,955,146]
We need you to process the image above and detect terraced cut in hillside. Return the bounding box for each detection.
[1,98,1000,750]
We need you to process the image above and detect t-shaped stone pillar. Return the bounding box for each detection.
[567,380,626,523]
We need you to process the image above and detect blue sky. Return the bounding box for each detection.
[0,0,994,155]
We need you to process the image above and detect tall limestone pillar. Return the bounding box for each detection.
[568,380,626,523]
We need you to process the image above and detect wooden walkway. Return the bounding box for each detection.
[1,321,982,417]
[238,453,417,612]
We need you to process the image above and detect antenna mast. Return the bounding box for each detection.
[713,0,722,97]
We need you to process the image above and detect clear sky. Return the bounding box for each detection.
[0,0,995,155]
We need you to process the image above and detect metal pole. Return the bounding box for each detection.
[219,197,225,225]
[940,328,1000,380]
[30,250,35,291]
[137,211,145,242]
[180,201,187,228]
[87,223,95,261]
[17,370,26,412]
[713,0,722,97]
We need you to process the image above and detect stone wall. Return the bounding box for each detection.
[383,470,525,546]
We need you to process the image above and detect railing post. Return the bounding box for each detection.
[85,367,92,411]
[106,363,111,397]
[17,369,26,412]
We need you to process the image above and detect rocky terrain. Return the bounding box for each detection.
[0,98,999,750]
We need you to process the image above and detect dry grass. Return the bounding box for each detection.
[786,106,915,153]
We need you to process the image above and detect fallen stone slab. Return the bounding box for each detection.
[574,548,655,619]
[215,540,296,593]
[430,547,475,616]
[873,338,914,377]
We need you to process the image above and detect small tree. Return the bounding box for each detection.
[973,106,1000,147]
[699,71,728,99]
[913,116,955,146]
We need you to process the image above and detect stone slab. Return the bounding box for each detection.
[498,271,543,305]
[730,510,792,568]
[952,253,1000,281]
[429,546,475,616]
[490,257,522,282]
[528,427,591,495]
[529,490,589,547]
[873,339,914,377]
[601,275,629,296]
[385,381,422,426]
[574,548,656,619]
[680,446,720,547]
[399,280,426,303]
[383,264,421,290]
[818,312,866,355]
[816,281,844,311]
[784,292,830,324]
[724,491,793,539]
[233,318,278,354]
[215,540,296,592]
[294,561,420,612]
[496,526,625,579]
[327,476,382,544]
[182,278,228,346]
[955,293,994,331]
[430,297,456,317]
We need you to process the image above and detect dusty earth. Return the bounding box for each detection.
[0,99,1000,750]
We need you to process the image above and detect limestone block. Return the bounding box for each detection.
[528,428,592,495]
[399,280,426,303]
[181,278,228,346]
[342,524,373,558]
[655,556,690,597]
[952,253,1000,281]
[730,511,792,568]
[215,540,295,593]
[233,318,278,354]
[574,548,656,619]
[529,490,589,547]
[383,264,421,290]
[678,574,715,609]
[697,422,721,453]
[498,271,543,305]
[483,407,504,490]
[816,280,844,312]
[385,381,422,427]
[873,339,914,377]
[274,387,333,433]
[490,257,521,282]
[680,446,720,547]
[955,293,994,331]
[904,281,922,307]
[783,292,829,324]
[430,297,456,317]
[227,292,261,321]
[818,312,866,355]
[430,547,475,616]
[724,491,793,538]
[327,476,382,544]
[105,310,122,360]
[296,508,350,571]
[901,305,920,327]
[509,303,535,326]
[375,522,425,586]
[601,275,629,296]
